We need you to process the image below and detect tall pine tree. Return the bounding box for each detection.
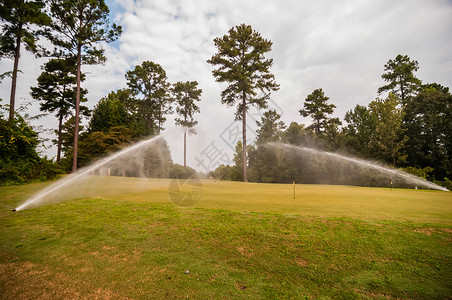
[299,88,339,135]
[0,0,50,122]
[125,61,171,135]
[31,57,88,162]
[47,0,121,172]
[207,24,279,182]
[378,54,422,105]
[173,81,202,168]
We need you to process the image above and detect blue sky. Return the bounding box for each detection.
[1,0,451,171]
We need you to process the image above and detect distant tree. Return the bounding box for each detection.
[89,95,129,133]
[172,81,202,168]
[169,163,197,179]
[323,120,343,150]
[299,88,340,135]
[207,24,280,182]
[247,143,294,184]
[126,61,171,134]
[47,0,122,172]
[255,110,286,144]
[403,85,452,181]
[0,0,50,122]
[344,104,374,156]
[368,93,408,167]
[250,111,293,183]
[283,122,310,146]
[378,54,422,105]
[208,164,237,181]
[422,83,449,94]
[231,141,244,181]
[77,126,133,168]
[30,57,88,162]
[98,89,149,137]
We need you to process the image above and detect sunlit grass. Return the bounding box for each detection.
[1,178,451,298]
[22,176,449,223]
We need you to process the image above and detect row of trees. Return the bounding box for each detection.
[57,60,202,171]
[1,0,121,173]
[209,51,451,189]
[1,11,450,189]
[206,24,450,188]
[1,1,205,180]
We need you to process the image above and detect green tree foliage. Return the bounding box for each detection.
[57,116,83,171]
[208,164,237,181]
[132,138,172,178]
[207,23,280,182]
[0,115,62,185]
[299,88,340,135]
[173,81,202,167]
[126,61,171,135]
[77,129,172,179]
[95,89,147,136]
[207,55,450,189]
[403,85,452,181]
[248,111,295,183]
[255,110,286,144]
[378,54,422,105]
[48,0,121,172]
[283,122,314,146]
[169,164,197,179]
[0,0,50,122]
[231,141,244,181]
[31,57,88,162]
[77,126,134,168]
[368,93,408,167]
[89,95,129,133]
[344,105,374,156]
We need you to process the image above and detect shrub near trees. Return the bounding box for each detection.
[0,107,62,185]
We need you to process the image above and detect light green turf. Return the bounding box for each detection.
[1,178,451,299]
[8,177,452,224]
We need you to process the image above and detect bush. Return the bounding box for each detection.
[0,116,63,186]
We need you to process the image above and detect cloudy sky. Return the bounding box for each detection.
[1,0,451,172]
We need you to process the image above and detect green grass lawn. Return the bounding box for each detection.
[1,178,451,299]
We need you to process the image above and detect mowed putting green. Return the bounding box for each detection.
[1,178,451,299]
[42,176,451,224]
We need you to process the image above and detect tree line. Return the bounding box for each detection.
[209,53,451,189]
[1,3,450,189]
[0,0,202,184]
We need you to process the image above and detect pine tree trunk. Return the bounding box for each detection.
[9,32,21,123]
[158,105,162,134]
[57,113,63,163]
[400,82,405,104]
[184,128,187,169]
[242,92,248,182]
[72,44,82,173]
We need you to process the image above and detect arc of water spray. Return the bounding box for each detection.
[268,142,449,192]
[15,134,164,211]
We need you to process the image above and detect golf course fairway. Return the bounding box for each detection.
[1,178,451,298]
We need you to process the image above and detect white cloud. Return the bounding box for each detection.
[1,0,451,170]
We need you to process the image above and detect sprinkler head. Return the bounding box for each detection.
[11,209,16,212]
